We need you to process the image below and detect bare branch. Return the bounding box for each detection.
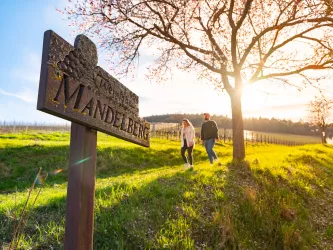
[255,64,333,82]
[236,0,253,30]
[228,0,236,29]
[240,16,333,67]
[249,23,331,82]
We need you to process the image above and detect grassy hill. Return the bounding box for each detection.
[0,132,332,249]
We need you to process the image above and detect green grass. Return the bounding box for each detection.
[0,131,333,249]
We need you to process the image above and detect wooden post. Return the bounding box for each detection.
[64,122,97,250]
[13,121,16,133]
[224,128,226,143]
[37,31,151,249]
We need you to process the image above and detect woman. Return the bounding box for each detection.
[180,118,195,169]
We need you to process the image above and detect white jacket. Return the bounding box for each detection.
[180,126,195,147]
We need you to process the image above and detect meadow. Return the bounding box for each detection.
[0,131,332,249]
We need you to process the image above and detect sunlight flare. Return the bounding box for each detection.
[74,157,91,165]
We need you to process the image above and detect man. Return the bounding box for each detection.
[201,113,219,165]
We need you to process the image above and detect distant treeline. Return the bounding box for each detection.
[144,114,333,137]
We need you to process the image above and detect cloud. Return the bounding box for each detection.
[0,88,35,103]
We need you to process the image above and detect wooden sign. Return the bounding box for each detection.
[37,30,150,147]
[37,30,150,250]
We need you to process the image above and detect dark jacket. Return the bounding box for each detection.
[201,120,218,140]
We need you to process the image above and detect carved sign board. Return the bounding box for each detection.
[37,30,150,147]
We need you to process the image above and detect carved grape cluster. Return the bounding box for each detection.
[57,48,92,79]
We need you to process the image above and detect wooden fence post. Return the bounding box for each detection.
[224,128,226,143]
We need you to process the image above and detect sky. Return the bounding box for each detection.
[0,1,332,125]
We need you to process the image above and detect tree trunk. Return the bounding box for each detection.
[230,92,245,160]
[320,127,327,144]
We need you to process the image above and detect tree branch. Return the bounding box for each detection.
[236,0,253,30]
[228,0,236,29]
[255,64,333,82]
[249,23,330,82]
[197,14,227,62]
[240,16,333,67]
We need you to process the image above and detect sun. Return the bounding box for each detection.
[241,84,269,113]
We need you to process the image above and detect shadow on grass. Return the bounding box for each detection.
[0,194,67,250]
[0,143,208,192]
[96,146,207,178]
[223,156,333,249]
[0,144,70,192]
[4,142,331,249]
[323,144,333,149]
[0,169,231,249]
[5,156,320,249]
[287,153,333,186]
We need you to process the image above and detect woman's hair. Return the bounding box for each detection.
[182,118,194,128]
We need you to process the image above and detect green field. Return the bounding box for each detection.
[191,128,322,144]
[243,130,322,144]
[0,132,333,249]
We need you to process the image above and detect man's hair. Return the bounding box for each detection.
[204,113,210,120]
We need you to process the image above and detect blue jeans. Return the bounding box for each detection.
[204,138,217,164]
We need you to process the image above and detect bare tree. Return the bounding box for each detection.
[308,96,333,144]
[63,0,333,159]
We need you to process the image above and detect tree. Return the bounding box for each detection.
[64,0,333,159]
[308,96,333,144]
[324,0,333,14]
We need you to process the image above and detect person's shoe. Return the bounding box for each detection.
[190,165,194,169]
[184,163,190,169]
[214,158,219,162]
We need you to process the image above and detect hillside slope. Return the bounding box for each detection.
[0,132,332,249]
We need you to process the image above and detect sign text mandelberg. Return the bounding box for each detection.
[37,30,150,147]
